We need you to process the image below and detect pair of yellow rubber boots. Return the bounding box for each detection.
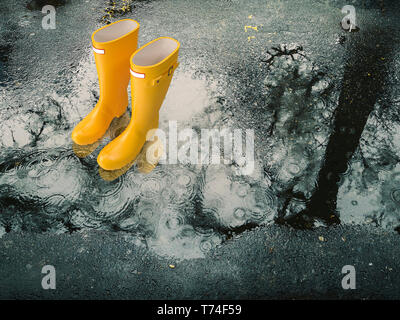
[71,19,179,171]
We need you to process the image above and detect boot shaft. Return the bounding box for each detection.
[92,19,140,106]
[129,37,180,134]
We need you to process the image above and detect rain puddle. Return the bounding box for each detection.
[0,0,399,259]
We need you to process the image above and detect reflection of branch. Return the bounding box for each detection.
[305,71,326,97]
[268,110,277,135]
[261,44,306,66]
[8,130,16,147]
[28,121,46,147]
[275,184,310,228]
[358,147,370,169]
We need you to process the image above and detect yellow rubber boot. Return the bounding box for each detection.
[71,19,140,145]
[97,37,180,170]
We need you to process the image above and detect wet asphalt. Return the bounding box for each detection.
[1,225,400,299]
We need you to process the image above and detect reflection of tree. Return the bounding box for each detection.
[285,25,396,228]
[226,43,338,227]
[226,20,398,229]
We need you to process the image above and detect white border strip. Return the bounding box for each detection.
[93,47,105,54]
[130,69,145,79]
